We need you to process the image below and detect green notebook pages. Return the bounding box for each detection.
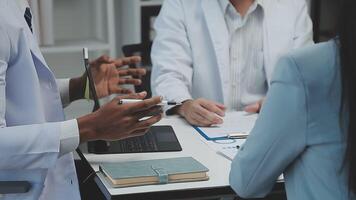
[99,157,209,187]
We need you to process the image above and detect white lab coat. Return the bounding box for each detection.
[151,0,314,105]
[0,1,80,199]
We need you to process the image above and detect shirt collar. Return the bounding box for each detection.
[219,0,264,16]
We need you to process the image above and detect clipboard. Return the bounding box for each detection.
[193,126,229,141]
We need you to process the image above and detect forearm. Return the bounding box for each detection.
[69,75,86,102]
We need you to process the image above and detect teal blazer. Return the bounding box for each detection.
[229,40,354,200]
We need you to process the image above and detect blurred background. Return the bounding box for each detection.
[30,0,339,120]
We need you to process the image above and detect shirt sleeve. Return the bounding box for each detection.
[150,0,194,104]
[229,55,308,198]
[56,78,71,107]
[59,119,80,156]
[0,23,62,170]
[293,0,314,48]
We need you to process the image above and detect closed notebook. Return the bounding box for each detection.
[99,157,209,187]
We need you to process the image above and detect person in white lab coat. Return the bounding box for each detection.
[151,0,314,126]
[0,0,163,199]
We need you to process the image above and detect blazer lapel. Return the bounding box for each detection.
[201,0,230,103]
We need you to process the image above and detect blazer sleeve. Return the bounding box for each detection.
[150,0,194,103]
[292,0,314,48]
[229,55,308,198]
[0,24,60,171]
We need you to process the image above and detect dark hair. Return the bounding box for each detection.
[339,0,356,194]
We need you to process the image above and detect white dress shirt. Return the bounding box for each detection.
[16,0,79,156]
[220,0,267,110]
[56,79,80,156]
[151,0,313,114]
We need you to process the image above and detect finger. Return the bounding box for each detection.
[134,114,163,130]
[118,68,146,76]
[115,92,147,103]
[187,116,211,127]
[200,101,225,117]
[128,128,151,139]
[114,56,142,67]
[118,78,142,85]
[126,96,162,113]
[114,88,134,94]
[215,103,226,111]
[93,55,112,64]
[244,102,261,113]
[135,106,163,120]
[195,105,223,124]
[190,112,214,127]
[137,91,148,99]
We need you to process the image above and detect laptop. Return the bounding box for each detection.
[82,50,182,154]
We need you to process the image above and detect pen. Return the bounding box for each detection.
[119,99,182,106]
[227,132,249,139]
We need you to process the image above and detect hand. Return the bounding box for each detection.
[177,98,226,127]
[77,92,163,143]
[88,55,146,98]
[244,98,265,113]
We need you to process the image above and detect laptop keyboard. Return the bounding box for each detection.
[114,131,159,152]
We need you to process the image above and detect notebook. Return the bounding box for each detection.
[99,157,209,187]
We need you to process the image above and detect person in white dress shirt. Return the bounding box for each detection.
[151,0,314,126]
[0,0,163,199]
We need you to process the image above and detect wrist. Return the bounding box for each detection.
[177,99,193,117]
[77,113,97,143]
[69,75,86,102]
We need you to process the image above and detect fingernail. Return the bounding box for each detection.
[214,118,223,124]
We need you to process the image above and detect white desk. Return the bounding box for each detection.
[82,116,284,200]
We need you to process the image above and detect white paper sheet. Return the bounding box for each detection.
[197,112,258,139]
[204,139,246,161]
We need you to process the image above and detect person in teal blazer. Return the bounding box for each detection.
[229,1,356,199]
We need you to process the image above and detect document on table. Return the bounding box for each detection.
[205,139,246,161]
[196,112,258,140]
[194,111,259,160]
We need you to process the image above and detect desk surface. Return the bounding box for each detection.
[84,116,235,197]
